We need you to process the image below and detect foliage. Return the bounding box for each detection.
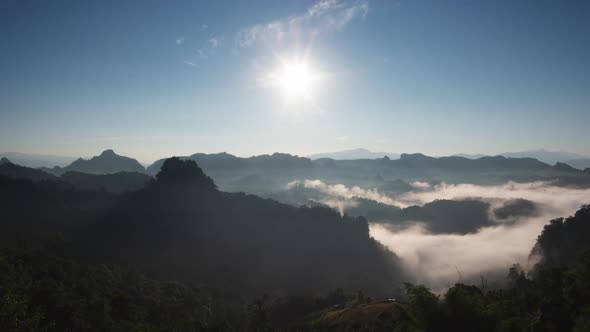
[396,251,590,332]
[0,250,246,332]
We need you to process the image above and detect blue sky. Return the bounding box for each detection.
[1,0,589,163]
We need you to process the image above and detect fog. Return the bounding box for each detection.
[286,179,590,291]
[370,182,590,291]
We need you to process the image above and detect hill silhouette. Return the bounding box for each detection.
[60,171,152,192]
[78,158,404,296]
[0,158,57,181]
[0,175,117,248]
[0,158,151,193]
[0,152,76,168]
[48,149,145,175]
[530,205,590,271]
[308,148,400,160]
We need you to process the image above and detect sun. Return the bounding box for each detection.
[277,62,314,98]
[271,60,319,101]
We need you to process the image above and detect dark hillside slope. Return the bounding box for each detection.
[0,159,57,181]
[80,158,403,296]
[60,171,151,192]
[530,205,590,271]
[0,176,117,248]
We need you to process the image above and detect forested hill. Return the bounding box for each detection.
[0,157,404,297]
[77,157,404,296]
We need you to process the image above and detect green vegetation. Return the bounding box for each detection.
[0,250,246,332]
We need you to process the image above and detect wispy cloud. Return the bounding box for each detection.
[208,37,219,49]
[287,179,398,207]
[197,49,208,59]
[237,0,369,47]
[175,37,184,45]
[183,61,198,68]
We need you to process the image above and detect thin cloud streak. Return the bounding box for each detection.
[236,0,369,47]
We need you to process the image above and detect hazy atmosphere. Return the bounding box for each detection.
[1,1,589,331]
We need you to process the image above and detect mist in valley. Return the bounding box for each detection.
[273,179,590,291]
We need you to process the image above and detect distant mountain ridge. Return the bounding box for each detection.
[454,149,590,168]
[140,151,590,194]
[4,149,590,192]
[46,149,145,175]
[0,157,151,192]
[308,148,400,160]
[0,158,58,181]
[147,151,571,174]
[146,152,312,174]
[0,152,76,168]
[308,148,590,169]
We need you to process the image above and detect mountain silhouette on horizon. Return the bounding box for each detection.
[0,152,77,168]
[0,157,58,181]
[47,149,145,175]
[308,148,401,160]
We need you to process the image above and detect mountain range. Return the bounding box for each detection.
[308,148,590,167]
[3,149,590,196]
[0,152,76,168]
[42,149,145,175]
[455,149,590,169]
[308,148,401,160]
[5,148,589,174]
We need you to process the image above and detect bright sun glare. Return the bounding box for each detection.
[277,62,314,98]
[270,59,319,101]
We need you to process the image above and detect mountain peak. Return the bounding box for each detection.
[156,157,217,190]
[400,153,432,160]
[99,149,117,157]
[61,150,145,175]
[0,157,12,165]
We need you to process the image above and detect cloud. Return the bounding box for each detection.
[368,182,590,291]
[183,61,198,68]
[410,181,431,189]
[208,37,219,49]
[288,179,398,207]
[336,135,349,141]
[175,37,184,45]
[396,181,589,212]
[197,49,208,59]
[236,0,369,47]
[283,179,590,291]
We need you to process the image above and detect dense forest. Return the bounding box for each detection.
[1,207,590,331]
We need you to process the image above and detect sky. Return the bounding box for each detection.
[1,0,589,163]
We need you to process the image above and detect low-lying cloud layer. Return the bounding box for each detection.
[376,183,590,290]
[285,179,590,291]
